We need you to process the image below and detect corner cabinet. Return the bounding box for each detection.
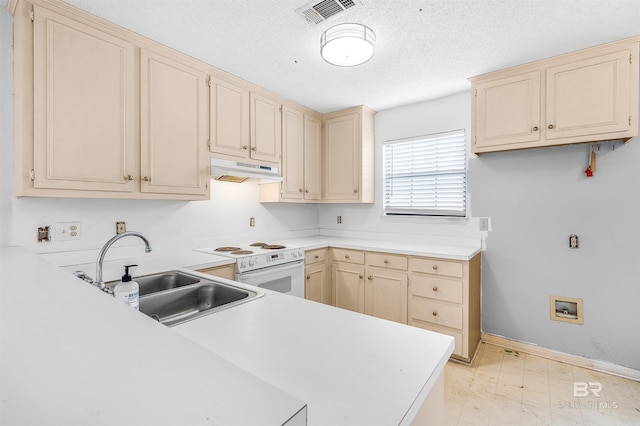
[323,106,375,203]
[471,37,640,153]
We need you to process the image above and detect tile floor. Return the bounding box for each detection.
[445,343,640,425]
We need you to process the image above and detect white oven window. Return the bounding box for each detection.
[237,260,304,297]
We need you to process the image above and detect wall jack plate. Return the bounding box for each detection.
[116,221,126,234]
[56,222,81,241]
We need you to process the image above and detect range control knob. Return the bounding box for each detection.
[297,249,303,257]
[292,251,298,258]
[248,258,255,267]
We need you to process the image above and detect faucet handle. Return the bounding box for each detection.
[73,270,94,284]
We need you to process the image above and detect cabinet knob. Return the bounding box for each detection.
[345,255,350,259]
[305,189,309,193]
[532,126,539,131]
[314,255,319,259]
[548,124,555,129]
[359,274,363,279]
[125,174,134,181]
[306,275,310,280]
[353,189,358,194]
[367,275,372,280]
[432,311,438,317]
[432,265,438,270]
[242,145,248,150]
[433,286,438,292]
[299,188,303,192]
[143,176,151,182]
[383,259,389,264]
[251,147,257,151]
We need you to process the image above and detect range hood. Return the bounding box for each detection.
[210,157,283,184]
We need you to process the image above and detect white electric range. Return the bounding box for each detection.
[196,243,305,298]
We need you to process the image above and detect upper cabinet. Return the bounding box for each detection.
[139,48,209,196]
[32,5,137,193]
[209,81,281,166]
[16,1,210,199]
[471,37,640,154]
[323,106,375,203]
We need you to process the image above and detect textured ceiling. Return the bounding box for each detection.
[4,0,640,113]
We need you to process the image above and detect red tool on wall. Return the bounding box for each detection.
[584,147,596,177]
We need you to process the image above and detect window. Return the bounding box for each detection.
[382,130,466,217]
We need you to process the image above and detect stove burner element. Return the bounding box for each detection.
[249,243,267,247]
[262,244,286,250]
[215,246,242,252]
[231,250,253,255]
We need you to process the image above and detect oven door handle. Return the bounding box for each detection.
[239,260,303,279]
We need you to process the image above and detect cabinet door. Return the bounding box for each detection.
[365,268,408,324]
[197,264,235,280]
[546,49,632,140]
[325,112,360,200]
[303,115,323,201]
[281,106,305,199]
[333,263,365,313]
[305,262,327,304]
[250,93,281,164]
[140,49,209,196]
[33,5,136,191]
[473,71,541,152]
[210,79,250,158]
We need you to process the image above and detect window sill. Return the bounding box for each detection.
[380,214,469,225]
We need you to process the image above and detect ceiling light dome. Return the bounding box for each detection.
[320,23,376,67]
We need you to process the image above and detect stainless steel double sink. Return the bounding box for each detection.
[107,271,259,326]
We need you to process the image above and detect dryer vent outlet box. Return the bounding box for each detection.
[549,295,583,324]
[296,0,362,24]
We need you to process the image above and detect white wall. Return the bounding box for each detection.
[318,92,486,246]
[0,8,319,253]
[470,140,640,370]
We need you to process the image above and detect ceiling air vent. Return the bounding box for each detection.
[296,0,361,25]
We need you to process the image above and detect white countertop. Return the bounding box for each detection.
[0,247,304,426]
[2,233,463,425]
[281,235,481,260]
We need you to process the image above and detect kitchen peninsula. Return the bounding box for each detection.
[1,245,454,425]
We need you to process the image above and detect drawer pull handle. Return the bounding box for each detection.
[432,286,438,292]
[432,265,438,270]
[383,259,389,264]
[548,124,555,130]
[432,311,438,317]
[314,255,319,259]
[306,275,310,280]
[345,255,350,259]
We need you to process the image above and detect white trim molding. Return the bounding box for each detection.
[482,333,640,382]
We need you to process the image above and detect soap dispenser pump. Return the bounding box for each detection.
[113,264,139,310]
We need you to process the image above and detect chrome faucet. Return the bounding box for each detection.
[95,231,152,290]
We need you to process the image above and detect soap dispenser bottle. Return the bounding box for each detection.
[113,264,139,310]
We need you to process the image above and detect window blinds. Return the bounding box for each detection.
[383,130,466,217]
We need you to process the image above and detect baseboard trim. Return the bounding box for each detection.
[481,333,640,382]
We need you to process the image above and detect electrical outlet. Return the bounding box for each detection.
[479,217,490,231]
[337,216,342,224]
[569,234,579,249]
[56,222,81,241]
[116,221,126,234]
[250,217,255,227]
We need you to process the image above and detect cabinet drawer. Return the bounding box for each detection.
[410,320,464,358]
[366,252,407,270]
[331,248,365,264]
[410,297,463,330]
[409,257,463,278]
[410,274,463,304]
[305,249,327,265]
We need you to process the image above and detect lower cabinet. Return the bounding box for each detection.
[326,247,481,362]
[408,253,481,363]
[196,264,235,281]
[304,249,330,304]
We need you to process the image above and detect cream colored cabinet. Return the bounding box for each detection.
[262,107,322,203]
[140,48,209,196]
[408,253,481,363]
[197,264,235,280]
[209,78,250,158]
[250,92,282,164]
[32,5,136,193]
[471,37,639,153]
[323,106,375,203]
[331,248,365,313]
[305,248,329,304]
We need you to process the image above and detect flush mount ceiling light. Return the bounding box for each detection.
[320,23,376,66]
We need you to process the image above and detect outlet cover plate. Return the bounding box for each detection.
[56,222,81,241]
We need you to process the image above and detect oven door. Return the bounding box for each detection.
[237,260,304,298]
